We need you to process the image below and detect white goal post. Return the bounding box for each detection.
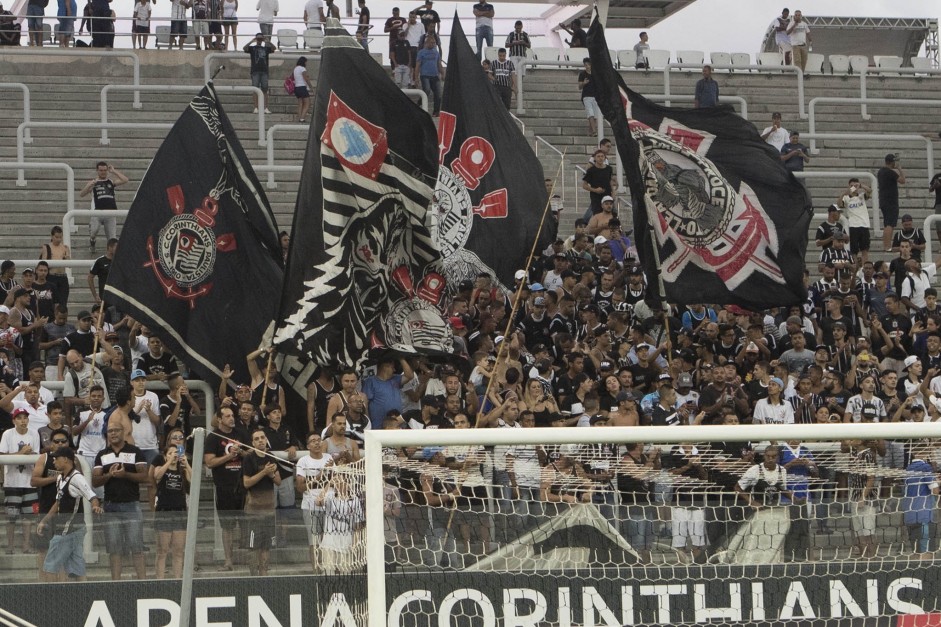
[363,421,941,627]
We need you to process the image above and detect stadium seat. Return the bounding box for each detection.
[644,49,670,69]
[911,56,932,74]
[804,53,825,75]
[875,55,903,75]
[828,54,850,75]
[757,52,783,68]
[41,23,52,44]
[617,49,637,69]
[848,55,869,74]
[303,28,323,50]
[484,46,499,61]
[154,25,171,49]
[709,51,731,68]
[277,29,299,49]
[609,49,618,68]
[730,52,751,70]
[532,47,564,66]
[676,50,704,65]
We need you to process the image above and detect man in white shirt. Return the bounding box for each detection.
[839,177,872,266]
[303,0,323,29]
[787,10,811,72]
[844,375,887,423]
[1,381,49,432]
[0,408,42,553]
[901,258,938,312]
[130,369,161,465]
[255,0,278,42]
[74,385,108,499]
[760,112,789,151]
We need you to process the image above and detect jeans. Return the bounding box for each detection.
[910,522,931,553]
[420,75,441,114]
[27,4,44,40]
[475,25,492,59]
[393,65,410,89]
[259,22,272,41]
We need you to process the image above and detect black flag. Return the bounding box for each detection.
[587,19,811,310]
[104,84,284,389]
[274,20,451,369]
[439,15,553,294]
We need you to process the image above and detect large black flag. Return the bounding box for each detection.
[439,15,553,294]
[274,20,451,369]
[587,19,811,309]
[104,84,284,389]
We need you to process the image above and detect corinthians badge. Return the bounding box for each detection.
[145,184,237,308]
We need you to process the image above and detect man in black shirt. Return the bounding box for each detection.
[138,335,179,383]
[88,238,117,309]
[79,162,128,253]
[413,0,438,35]
[203,406,248,571]
[560,18,586,48]
[243,33,276,113]
[877,153,906,253]
[92,420,147,580]
[56,310,96,379]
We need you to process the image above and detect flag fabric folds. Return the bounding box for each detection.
[274,20,452,369]
[587,19,812,310]
[104,84,284,389]
[439,15,553,294]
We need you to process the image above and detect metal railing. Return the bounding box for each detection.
[802,133,934,175]
[809,97,941,150]
[925,215,940,260]
[264,123,308,188]
[646,94,748,120]
[202,51,317,83]
[0,83,32,143]
[402,88,430,114]
[0,162,74,210]
[100,84,267,146]
[793,171,880,227]
[0,49,142,107]
[858,66,941,119]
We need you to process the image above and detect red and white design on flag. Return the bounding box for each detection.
[657,118,716,155]
[436,114,507,219]
[321,91,388,180]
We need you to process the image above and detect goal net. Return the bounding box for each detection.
[351,422,941,627]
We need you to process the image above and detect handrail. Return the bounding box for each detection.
[100,84,266,147]
[859,66,941,119]
[402,88,430,114]
[809,97,941,152]
[203,51,317,83]
[534,136,568,208]
[802,133,934,175]
[645,94,748,120]
[265,123,309,188]
[0,83,32,143]
[925,215,940,261]
[62,211,128,270]
[509,112,526,135]
[792,171,880,228]
[0,162,74,210]
[0,49,141,107]
[662,62,805,119]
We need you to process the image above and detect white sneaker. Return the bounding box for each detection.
[252,107,258,114]
[264,108,271,114]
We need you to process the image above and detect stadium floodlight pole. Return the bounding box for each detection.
[474,154,567,427]
[179,428,207,627]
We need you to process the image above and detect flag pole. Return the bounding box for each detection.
[476,154,566,425]
[644,217,674,370]
[88,304,107,381]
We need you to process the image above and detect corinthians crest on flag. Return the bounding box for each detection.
[587,19,812,310]
[274,19,452,369]
[438,15,553,295]
[104,84,284,388]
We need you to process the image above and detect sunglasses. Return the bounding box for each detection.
[52,439,68,444]
[169,434,185,440]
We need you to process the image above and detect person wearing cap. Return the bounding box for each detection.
[818,232,854,274]
[753,376,794,426]
[844,374,887,424]
[814,204,847,251]
[586,195,616,237]
[606,390,638,426]
[838,177,872,265]
[403,394,448,430]
[0,381,50,433]
[14,360,55,407]
[761,111,789,151]
[780,131,809,173]
[518,296,552,350]
[581,150,617,220]
[877,153,907,252]
[35,446,102,580]
[0,407,42,554]
[130,369,162,467]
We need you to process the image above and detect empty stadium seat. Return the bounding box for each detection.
[41,23,52,44]
[911,57,932,74]
[875,55,903,75]
[709,51,731,68]
[676,50,704,65]
[804,53,825,75]
[644,49,670,69]
[757,52,783,68]
[608,49,618,67]
[848,55,869,74]
[730,52,751,70]
[617,49,637,68]
[277,29,299,49]
[484,46,500,61]
[532,47,562,63]
[828,54,850,75]
[303,28,323,50]
[154,25,171,49]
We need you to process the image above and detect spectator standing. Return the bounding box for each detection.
[787,9,811,72]
[892,214,926,262]
[293,56,311,123]
[206,0,222,48]
[504,20,529,68]
[242,427,280,576]
[559,18,585,48]
[192,0,209,49]
[760,112,789,151]
[303,0,321,29]
[581,150,616,221]
[773,7,791,64]
[779,131,809,173]
[169,0,191,49]
[877,154,907,253]
[150,432,190,579]
[92,421,147,580]
[383,7,404,64]
[414,34,442,116]
[244,33,275,114]
[930,171,941,247]
[221,0,237,49]
[30,430,71,580]
[1,409,41,554]
[903,447,939,559]
[355,0,369,51]
[255,0,276,42]
[57,0,76,46]
[490,48,515,110]
[577,57,597,136]
[391,30,412,88]
[403,12,422,79]
[88,0,111,47]
[632,31,649,69]
[839,177,872,266]
[295,433,332,572]
[26,0,46,48]
[38,226,71,306]
[79,162,127,253]
[693,65,718,108]
[362,358,413,429]
[131,0,152,49]
[203,406,247,571]
[413,0,438,37]
[471,0,493,60]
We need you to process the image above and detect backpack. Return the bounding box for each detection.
[284,74,295,95]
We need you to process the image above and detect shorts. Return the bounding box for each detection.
[132,23,150,33]
[5,487,39,519]
[882,205,899,228]
[243,511,275,549]
[170,19,187,35]
[251,71,269,92]
[294,85,310,99]
[102,501,145,555]
[191,19,208,36]
[155,509,187,533]
[671,506,706,548]
[778,41,792,53]
[582,96,599,119]
[849,226,870,254]
[208,20,222,34]
[26,4,44,33]
[851,501,876,537]
[43,529,87,578]
[58,17,75,37]
[223,16,237,23]
[274,479,296,508]
[302,508,324,545]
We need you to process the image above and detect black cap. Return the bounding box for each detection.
[421,394,442,408]
[458,280,474,291]
[51,447,76,460]
[588,414,608,425]
[77,310,92,320]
